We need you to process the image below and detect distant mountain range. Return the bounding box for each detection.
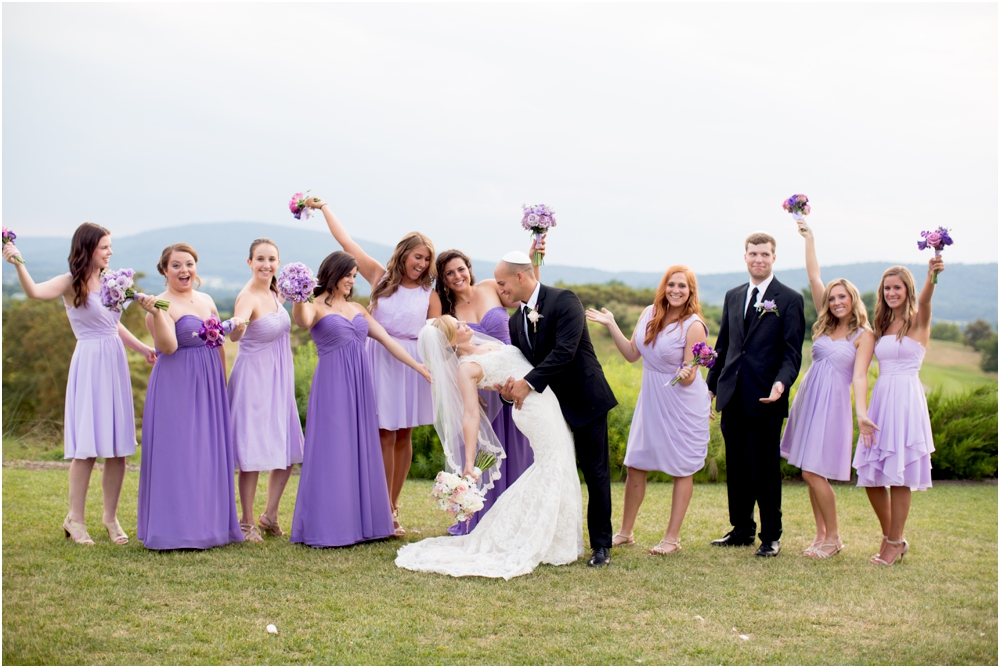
[4,222,997,324]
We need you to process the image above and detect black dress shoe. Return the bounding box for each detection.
[755,540,781,557]
[587,547,611,567]
[710,530,756,547]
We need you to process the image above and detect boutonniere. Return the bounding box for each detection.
[756,299,779,318]
[526,308,543,332]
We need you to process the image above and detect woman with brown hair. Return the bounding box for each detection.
[3,223,156,546]
[586,265,710,555]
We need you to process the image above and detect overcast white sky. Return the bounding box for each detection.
[3,3,996,273]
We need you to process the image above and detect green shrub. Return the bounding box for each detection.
[410,425,445,479]
[926,383,998,480]
[931,321,963,342]
[292,341,319,427]
[976,334,998,373]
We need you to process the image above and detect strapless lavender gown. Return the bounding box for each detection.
[780,330,864,481]
[62,289,137,459]
[291,314,395,547]
[449,306,535,535]
[137,315,243,550]
[853,335,934,490]
[228,292,304,472]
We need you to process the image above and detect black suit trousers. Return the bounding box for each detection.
[572,414,613,550]
[719,388,784,542]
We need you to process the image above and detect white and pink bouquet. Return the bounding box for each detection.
[276,262,317,303]
[289,191,312,220]
[2,227,25,264]
[668,342,718,386]
[430,453,495,527]
[917,227,953,284]
[191,315,239,349]
[521,203,557,267]
[100,268,169,313]
[782,194,811,224]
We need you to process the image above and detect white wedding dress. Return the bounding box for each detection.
[395,345,584,579]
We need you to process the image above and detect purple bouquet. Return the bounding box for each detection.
[191,315,237,349]
[668,342,718,386]
[521,203,557,267]
[917,227,953,284]
[2,227,24,264]
[782,194,811,223]
[276,262,317,303]
[100,268,169,313]
[289,191,312,220]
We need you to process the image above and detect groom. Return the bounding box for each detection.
[494,251,618,567]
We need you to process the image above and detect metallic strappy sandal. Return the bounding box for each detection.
[63,515,95,546]
[258,513,283,537]
[871,538,908,566]
[103,519,129,545]
[809,540,844,559]
[649,538,681,555]
[612,532,635,547]
[240,522,264,543]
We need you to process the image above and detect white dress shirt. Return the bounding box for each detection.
[744,273,775,316]
[521,282,542,342]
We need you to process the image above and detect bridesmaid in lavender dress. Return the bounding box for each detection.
[431,245,544,534]
[3,223,156,546]
[852,257,943,566]
[779,222,874,559]
[228,238,304,543]
[587,265,710,555]
[289,252,430,547]
[304,196,436,536]
[136,243,246,550]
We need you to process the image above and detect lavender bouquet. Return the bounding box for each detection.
[276,262,317,303]
[521,203,557,267]
[2,227,25,264]
[782,194,811,224]
[289,191,312,220]
[100,268,169,312]
[917,227,953,284]
[668,342,718,386]
[191,315,238,349]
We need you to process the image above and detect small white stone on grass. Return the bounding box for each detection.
[694,615,704,622]
[266,624,278,635]
[739,635,750,641]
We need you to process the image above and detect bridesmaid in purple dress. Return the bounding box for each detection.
[431,245,544,534]
[303,196,436,536]
[779,222,874,559]
[852,257,943,566]
[136,243,246,550]
[228,238,304,542]
[587,265,710,555]
[290,251,431,547]
[3,223,156,546]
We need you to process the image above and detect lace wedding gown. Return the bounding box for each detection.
[395,345,584,579]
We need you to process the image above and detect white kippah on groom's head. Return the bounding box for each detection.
[501,250,532,264]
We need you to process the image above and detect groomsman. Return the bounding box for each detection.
[706,232,805,557]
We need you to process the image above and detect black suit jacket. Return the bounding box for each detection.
[705,276,805,416]
[508,284,618,428]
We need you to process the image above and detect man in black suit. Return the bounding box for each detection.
[706,232,805,557]
[493,252,619,567]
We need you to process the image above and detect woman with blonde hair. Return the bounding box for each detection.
[852,255,943,566]
[780,222,875,558]
[586,265,710,555]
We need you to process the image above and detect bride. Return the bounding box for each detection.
[394,316,583,579]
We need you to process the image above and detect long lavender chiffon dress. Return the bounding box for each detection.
[780,329,864,481]
[229,292,304,472]
[366,273,434,430]
[62,289,137,459]
[137,315,244,550]
[624,311,710,477]
[291,314,395,547]
[852,335,934,491]
[449,306,535,535]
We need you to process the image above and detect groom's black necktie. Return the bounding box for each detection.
[523,305,534,349]
[743,287,759,335]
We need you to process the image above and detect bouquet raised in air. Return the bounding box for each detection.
[276,262,317,303]
[782,194,811,224]
[191,315,239,349]
[430,452,496,527]
[2,227,24,264]
[917,227,953,284]
[521,203,556,267]
[289,191,312,220]
[100,268,169,312]
[668,342,718,386]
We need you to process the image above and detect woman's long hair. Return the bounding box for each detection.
[369,232,435,312]
[68,222,110,308]
[249,238,279,294]
[156,243,202,289]
[813,278,870,339]
[435,250,474,316]
[645,265,703,346]
[873,265,917,340]
[314,251,359,306]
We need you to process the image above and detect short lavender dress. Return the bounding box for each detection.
[366,274,434,430]
[228,292,304,472]
[780,329,865,481]
[853,335,934,491]
[137,315,244,550]
[624,311,710,477]
[449,306,535,535]
[62,289,137,459]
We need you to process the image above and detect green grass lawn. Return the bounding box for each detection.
[3,468,996,665]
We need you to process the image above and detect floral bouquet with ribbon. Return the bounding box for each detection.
[2,227,25,264]
[917,227,953,284]
[668,341,718,386]
[521,203,557,266]
[100,268,169,313]
[276,262,317,303]
[191,315,240,349]
[289,191,312,220]
[782,194,811,224]
[430,452,495,527]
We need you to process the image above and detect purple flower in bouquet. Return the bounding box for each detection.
[276,262,317,303]
[757,299,779,318]
[2,227,25,264]
[917,226,953,284]
[99,268,169,313]
[782,194,811,223]
[669,341,719,386]
[289,191,312,220]
[520,203,557,267]
[191,315,237,349]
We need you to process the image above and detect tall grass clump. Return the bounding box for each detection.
[927,382,998,480]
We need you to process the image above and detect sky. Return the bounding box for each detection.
[2,3,997,274]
